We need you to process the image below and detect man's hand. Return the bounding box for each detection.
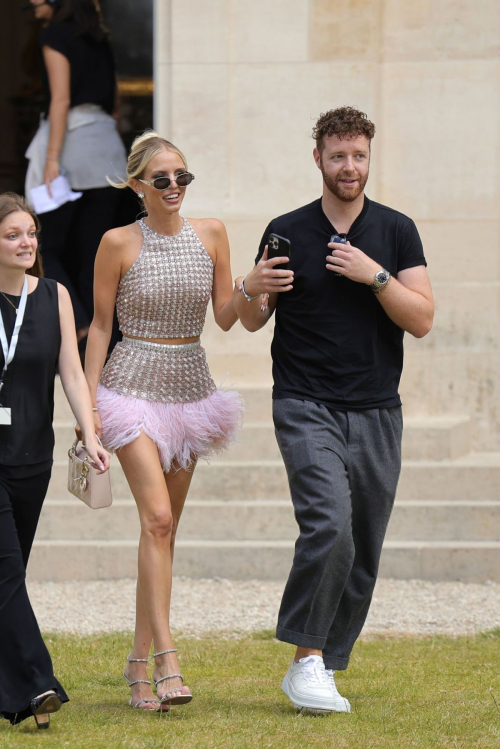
[326,240,381,285]
[243,245,294,297]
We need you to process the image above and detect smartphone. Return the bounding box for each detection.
[268,233,291,271]
[330,234,347,277]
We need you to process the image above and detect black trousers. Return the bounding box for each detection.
[273,399,402,671]
[39,186,120,329]
[0,467,69,724]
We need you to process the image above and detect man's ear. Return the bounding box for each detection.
[313,147,322,170]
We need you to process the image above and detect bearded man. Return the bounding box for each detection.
[234,106,434,713]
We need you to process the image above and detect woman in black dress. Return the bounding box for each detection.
[26,0,126,349]
[0,192,110,729]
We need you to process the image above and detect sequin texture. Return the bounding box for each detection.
[100,338,216,402]
[98,217,244,467]
[116,218,214,339]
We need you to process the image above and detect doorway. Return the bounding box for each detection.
[0,0,154,197]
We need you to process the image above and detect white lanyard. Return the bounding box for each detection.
[0,277,29,390]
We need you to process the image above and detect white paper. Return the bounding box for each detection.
[29,175,82,214]
[0,407,11,425]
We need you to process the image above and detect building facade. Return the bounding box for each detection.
[154,0,500,450]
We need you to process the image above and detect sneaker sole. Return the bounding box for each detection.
[294,699,351,714]
[281,674,349,713]
[294,704,332,716]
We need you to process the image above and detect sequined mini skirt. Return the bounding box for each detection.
[97,337,243,471]
[100,337,217,402]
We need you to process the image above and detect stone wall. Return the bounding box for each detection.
[154,1,500,450]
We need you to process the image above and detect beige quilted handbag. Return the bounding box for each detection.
[67,436,112,509]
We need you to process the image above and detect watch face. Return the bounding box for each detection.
[375,270,389,284]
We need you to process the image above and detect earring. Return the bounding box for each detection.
[138,192,145,199]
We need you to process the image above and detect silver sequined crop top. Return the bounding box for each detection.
[116,218,214,339]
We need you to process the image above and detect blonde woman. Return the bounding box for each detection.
[83,131,243,711]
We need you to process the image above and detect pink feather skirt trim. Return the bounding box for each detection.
[97,384,244,472]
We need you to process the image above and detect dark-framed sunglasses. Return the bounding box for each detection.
[138,172,195,191]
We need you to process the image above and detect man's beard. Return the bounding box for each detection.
[321,164,368,203]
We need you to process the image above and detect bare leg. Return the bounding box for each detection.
[133,582,153,659]
[294,647,323,663]
[147,463,196,687]
[118,433,192,702]
[122,582,160,710]
[125,462,195,706]
[165,461,196,560]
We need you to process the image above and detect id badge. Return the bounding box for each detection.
[0,406,11,425]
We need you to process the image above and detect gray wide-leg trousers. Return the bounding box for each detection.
[273,398,402,671]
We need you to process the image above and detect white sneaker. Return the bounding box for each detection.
[325,669,351,713]
[281,655,348,713]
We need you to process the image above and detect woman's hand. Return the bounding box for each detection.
[83,437,111,475]
[43,158,60,197]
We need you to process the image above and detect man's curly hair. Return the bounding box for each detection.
[313,106,375,150]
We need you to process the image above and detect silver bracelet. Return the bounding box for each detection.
[92,407,99,412]
[240,276,260,302]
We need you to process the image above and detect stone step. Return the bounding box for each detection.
[36,498,500,543]
[45,380,495,584]
[379,541,500,584]
[401,416,470,460]
[53,379,273,423]
[53,378,471,460]
[52,414,472,462]
[397,454,500,501]
[53,421,283,461]
[27,539,500,583]
[46,454,500,501]
[386,501,500,541]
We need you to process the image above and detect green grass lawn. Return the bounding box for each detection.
[2,630,499,749]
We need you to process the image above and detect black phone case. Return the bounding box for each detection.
[268,233,291,270]
[330,234,347,277]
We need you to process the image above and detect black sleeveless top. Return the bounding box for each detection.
[39,22,116,115]
[0,278,61,470]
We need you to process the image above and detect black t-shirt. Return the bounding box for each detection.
[0,278,61,468]
[39,21,116,114]
[255,196,427,411]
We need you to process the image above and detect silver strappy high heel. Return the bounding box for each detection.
[152,649,193,706]
[124,654,161,711]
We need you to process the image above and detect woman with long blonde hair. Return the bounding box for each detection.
[82,131,243,711]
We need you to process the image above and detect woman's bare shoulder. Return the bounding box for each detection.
[100,222,143,249]
[189,217,226,234]
[188,218,227,251]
